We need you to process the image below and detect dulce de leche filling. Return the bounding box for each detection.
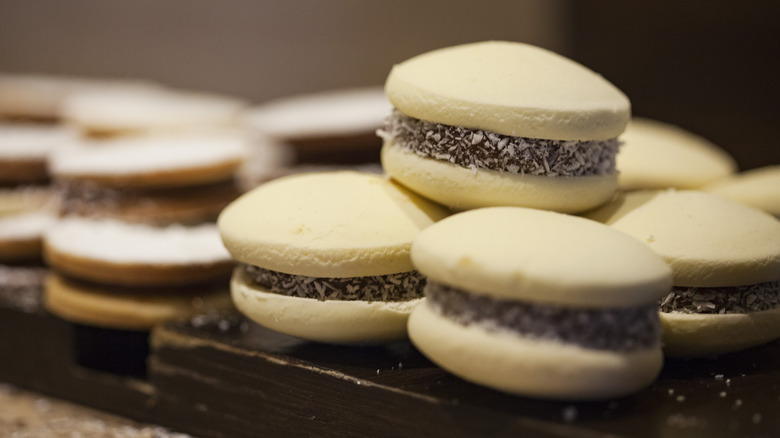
[659,280,780,314]
[241,263,425,302]
[377,110,619,177]
[426,281,661,351]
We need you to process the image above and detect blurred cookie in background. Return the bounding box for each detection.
[49,131,248,225]
[244,87,390,167]
[0,73,159,123]
[703,165,780,218]
[616,118,738,191]
[60,86,247,138]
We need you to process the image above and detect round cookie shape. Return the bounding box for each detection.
[61,87,246,135]
[584,190,780,287]
[49,132,248,188]
[218,171,450,277]
[245,87,391,139]
[43,217,233,286]
[617,118,737,191]
[385,41,630,141]
[704,165,780,218]
[412,207,672,308]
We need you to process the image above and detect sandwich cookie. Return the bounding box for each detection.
[408,207,671,399]
[585,190,780,357]
[379,41,630,213]
[703,165,780,218]
[49,131,248,225]
[617,118,737,191]
[60,86,246,137]
[42,216,234,376]
[218,171,450,343]
[245,87,391,165]
[0,122,76,184]
[43,217,234,328]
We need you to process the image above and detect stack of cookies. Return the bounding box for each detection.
[216,41,779,402]
[35,83,254,375]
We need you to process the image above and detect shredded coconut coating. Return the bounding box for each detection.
[242,264,425,302]
[659,280,780,314]
[378,110,619,176]
[426,281,661,351]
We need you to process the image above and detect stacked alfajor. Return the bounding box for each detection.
[407,207,672,399]
[40,84,251,349]
[379,41,630,213]
[586,190,780,357]
[218,171,449,344]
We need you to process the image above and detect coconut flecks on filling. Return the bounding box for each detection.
[426,281,660,351]
[242,264,425,302]
[377,110,619,176]
[659,280,780,314]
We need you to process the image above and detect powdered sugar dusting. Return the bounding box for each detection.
[0,211,57,240]
[0,123,76,159]
[49,133,248,177]
[44,217,230,264]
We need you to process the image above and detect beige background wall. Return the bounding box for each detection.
[0,0,569,102]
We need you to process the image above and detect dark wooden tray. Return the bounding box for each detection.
[1,294,778,438]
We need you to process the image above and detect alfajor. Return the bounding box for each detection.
[408,207,672,400]
[617,118,737,191]
[48,131,248,225]
[703,165,780,218]
[379,41,630,213]
[218,171,450,343]
[585,190,780,357]
[43,217,234,329]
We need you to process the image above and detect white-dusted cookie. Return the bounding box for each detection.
[44,217,233,287]
[61,87,246,136]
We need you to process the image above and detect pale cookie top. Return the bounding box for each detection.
[617,118,737,190]
[245,87,392,139]
[61,87,246,133]
[0,211,57,242]
[704,165,780,217]
[218,171,451,277]
[411,207,672,308]
[49,131,248,185]
[584,190,780,287]
[0,123,76,159]
[0,73,159,119]
[44,217,231,265]
[385,41,630,141]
